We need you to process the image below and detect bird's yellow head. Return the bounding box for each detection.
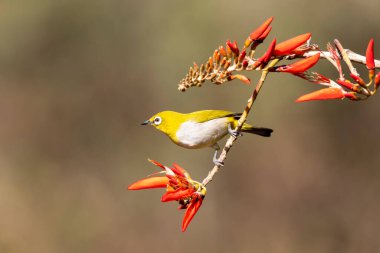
[141,111,183,138]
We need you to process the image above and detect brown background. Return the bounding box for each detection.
[0,0,380,252]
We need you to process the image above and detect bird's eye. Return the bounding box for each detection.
[153,116,162,125]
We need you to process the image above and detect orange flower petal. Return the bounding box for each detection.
[296,88,345,102]
[182,197,203,232]
[128,177,169,190]
[275,53,320,74]
[366,38,375,70]
[296,87,345,102]
[274,33,311,56]
[161,188,194,202]
[258,38,276,64]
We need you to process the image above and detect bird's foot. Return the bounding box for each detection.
[228,124,242,138]
[213,150,224,167]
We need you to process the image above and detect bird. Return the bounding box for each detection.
[141,110,273,165]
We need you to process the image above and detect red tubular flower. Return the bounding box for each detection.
[258,38,277,64]
[366,38,375,70]
[249,17,273,40]
[128,159,206,232]
[161,188,195,202]
[244,17,273,48]
[257,26,272,42]
[242,59,249,68]
[274,53,320,74]
[227,40,239,56]
[336,79,357,92]
[182,194,203,232]
[274,33,311,56]
[366,39,376,80]
[349,73,366,87]
[296,87,345,102]
[128,177,169,190]
[239,50,246,62]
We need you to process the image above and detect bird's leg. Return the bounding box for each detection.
[228,123,242,138]
[211,144,224,167]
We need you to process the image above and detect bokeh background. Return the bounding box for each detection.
[1,1,380,252]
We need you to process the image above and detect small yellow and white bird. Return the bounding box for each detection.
[142,110,273,165]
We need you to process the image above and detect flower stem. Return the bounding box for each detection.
[202,60,278,186]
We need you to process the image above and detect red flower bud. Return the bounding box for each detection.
[242,59,248,68]
[257,38,276,64]
[161,188,195,202]
[227,40,239,56]
[349,73,366,87]
[274,33,311,56]
[344,92,359,101]
[366,38,375,70]
[182,195,203,232]
[336,79,356,91]
[239,50,246,62]
[274,53,320,74]
[296,87,345,102]
[249,17,274,41]
[257,26,272,42]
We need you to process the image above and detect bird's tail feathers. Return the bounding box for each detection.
[242,126,273,137]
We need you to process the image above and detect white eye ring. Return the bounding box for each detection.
[153,116,162,125]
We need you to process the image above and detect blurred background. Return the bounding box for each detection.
[0,0,379,252]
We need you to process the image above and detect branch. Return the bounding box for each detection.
[304,50,380,69]
[202,64,275,185]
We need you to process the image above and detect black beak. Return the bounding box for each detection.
[141,120,150,125]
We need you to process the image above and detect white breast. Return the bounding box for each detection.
[175,118,229,149]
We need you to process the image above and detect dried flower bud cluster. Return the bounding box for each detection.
[178,17,318,91]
